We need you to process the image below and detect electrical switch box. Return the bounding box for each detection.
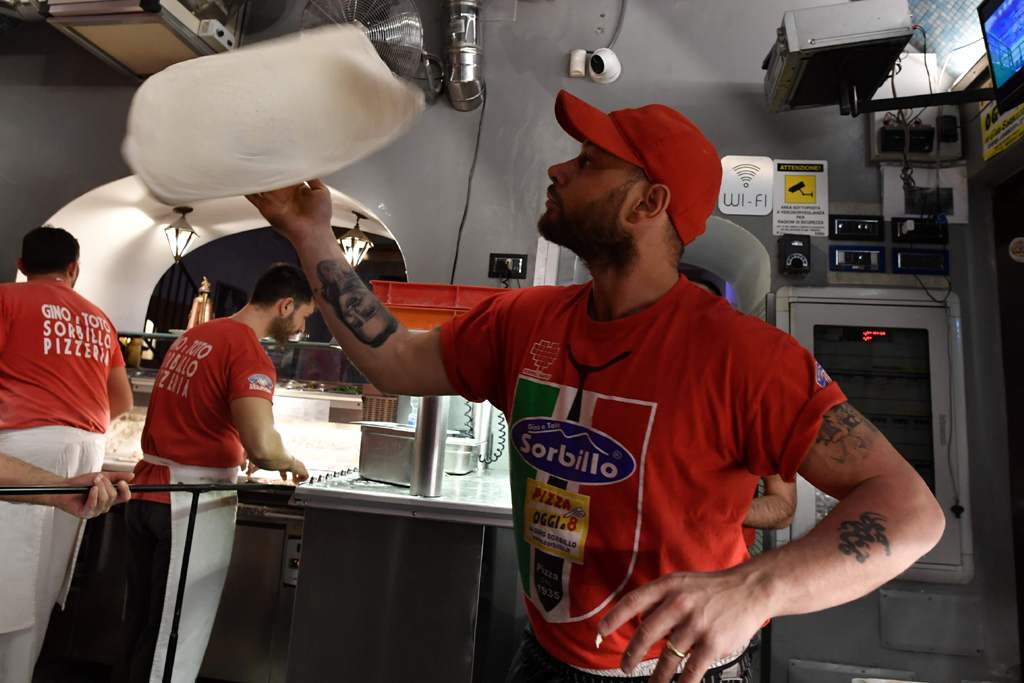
[892,248,949,275]
[778,235,811,276]
[829,214,884,241]
[891,217,948,244]
[829,245,885,272]
[488,253,528,279]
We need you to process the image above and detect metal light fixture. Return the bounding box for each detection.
[338,211,373,267]
[164,206,198,262]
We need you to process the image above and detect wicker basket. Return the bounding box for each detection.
[362,395,398,423]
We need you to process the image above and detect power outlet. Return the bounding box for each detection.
[488,253,528,279]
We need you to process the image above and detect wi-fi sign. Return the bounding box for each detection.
[730,163,761,188]
[719,155,773,216]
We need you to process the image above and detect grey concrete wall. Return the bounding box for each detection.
[0,25,137,283]
[0,1,1018,681]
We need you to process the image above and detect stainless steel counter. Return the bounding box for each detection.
[128,373,364,407]
[292,467,513,527]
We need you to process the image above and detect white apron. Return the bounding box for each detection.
[0,426,105,634]
[143,453,238,683]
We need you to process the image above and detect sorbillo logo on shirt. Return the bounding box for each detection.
[248,374,273,393]
[815,361,832,388]
[156,337,213,398]
[40,304,112,364]
[513,418,636,485]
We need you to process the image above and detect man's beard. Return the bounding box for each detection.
[537,182,637,271]
[268,313,298,345]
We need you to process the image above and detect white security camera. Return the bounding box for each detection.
[588,48,621,84]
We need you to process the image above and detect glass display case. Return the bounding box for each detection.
[110,331,370,479]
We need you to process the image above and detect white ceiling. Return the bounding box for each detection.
[31,175,397,330]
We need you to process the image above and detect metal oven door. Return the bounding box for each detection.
[200,503,303,683]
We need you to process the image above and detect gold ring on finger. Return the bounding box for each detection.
[664,641,689,659]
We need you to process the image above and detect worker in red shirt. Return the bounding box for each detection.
[249,91,945,683]
[0,226,134,682]
[683,277,796,681]
[686,279,797,548]
[119,262,313,683]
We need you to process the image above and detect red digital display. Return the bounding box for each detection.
[861,329,888,342]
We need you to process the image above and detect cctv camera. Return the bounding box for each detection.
[588,48,621,84]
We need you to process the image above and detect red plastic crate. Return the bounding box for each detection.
[370,281,506,330]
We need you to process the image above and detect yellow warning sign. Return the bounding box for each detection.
[981,100,1024,161]
[784,175,817,204]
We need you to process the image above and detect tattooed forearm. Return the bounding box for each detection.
[316,260,398,348]
[837,512,891,563]
[814,402,881,465]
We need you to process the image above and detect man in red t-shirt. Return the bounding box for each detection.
[685,280,797,551]
[0,226,134,682]
[119,263,313,683]
[249,91,945,683]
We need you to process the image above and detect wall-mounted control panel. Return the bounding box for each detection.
[829,245,885,272]
[891,217,949,245]
[892,248,950,275]
[829,214,885,241]
[778,235,811,276]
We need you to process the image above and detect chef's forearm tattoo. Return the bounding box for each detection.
[837,511,891,563]
[316,260,398,348]
[814,402,881,465]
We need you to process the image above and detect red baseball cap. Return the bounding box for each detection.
[554,90,722,244]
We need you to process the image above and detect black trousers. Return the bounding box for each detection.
[115,501,172,683]
[505,629,751,683]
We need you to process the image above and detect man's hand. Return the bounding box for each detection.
[282,457,309,484]
[246,179,333,245]
[597,567,767,683]
[52,472,133,519]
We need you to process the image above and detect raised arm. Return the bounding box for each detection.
[742,474,796,530]
[597,402,945,683]
[247,181,453,397]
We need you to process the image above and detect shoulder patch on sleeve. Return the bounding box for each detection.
[248,373,274,393]
[814,361,832,388]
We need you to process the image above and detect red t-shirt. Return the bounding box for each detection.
[133,318,276,503]
[439,276,845,671]
[0,280,124,434]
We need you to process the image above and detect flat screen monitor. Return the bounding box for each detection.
[979,0,1024,110]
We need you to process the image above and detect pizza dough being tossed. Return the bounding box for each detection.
[123,25,424,205]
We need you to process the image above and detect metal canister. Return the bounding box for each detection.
[410,396,450,497]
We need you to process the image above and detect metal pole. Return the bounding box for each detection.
[852,88,997,116]
[0,482,284,682]
[0,483,282,496]
[162,490,201,683]
[410,395,450,497]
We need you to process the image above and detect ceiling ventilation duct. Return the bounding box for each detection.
[446,0,483,111]
[41,0,246,78]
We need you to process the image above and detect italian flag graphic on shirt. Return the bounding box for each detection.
[509,374,657,624]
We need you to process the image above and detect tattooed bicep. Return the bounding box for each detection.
[799,402,899,499]
[812,402,881,465]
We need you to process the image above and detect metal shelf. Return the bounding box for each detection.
[118,331,343,352]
